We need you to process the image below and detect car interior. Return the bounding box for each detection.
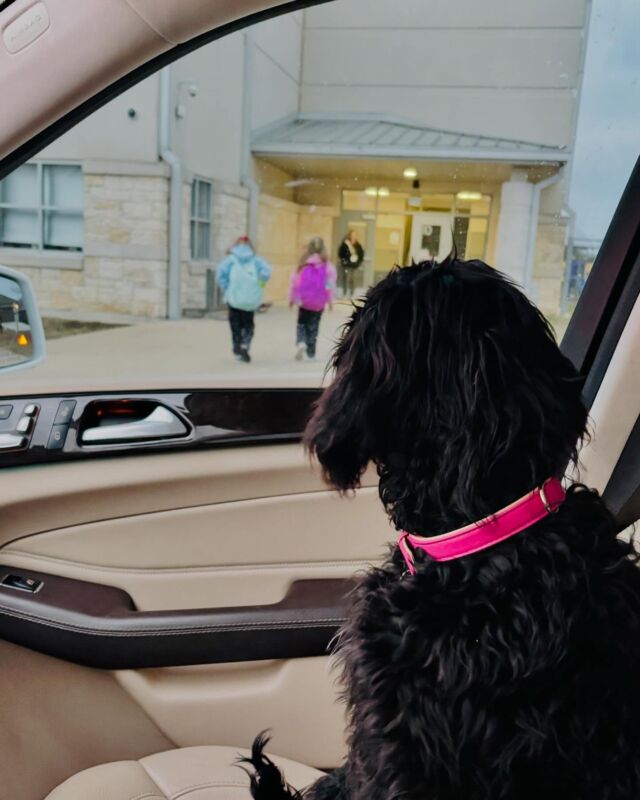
[0,0,638,798]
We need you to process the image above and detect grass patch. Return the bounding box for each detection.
[42,318,126,340]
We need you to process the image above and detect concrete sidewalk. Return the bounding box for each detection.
[6,303,355,393]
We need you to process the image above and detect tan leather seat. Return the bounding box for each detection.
[46,745,324,799]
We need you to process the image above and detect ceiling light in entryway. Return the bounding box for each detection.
[365,187,378,197]
[378,187,390,197]
[456,191,483,201]
[403,167,418,179]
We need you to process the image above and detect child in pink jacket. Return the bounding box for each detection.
[290,236,336,361]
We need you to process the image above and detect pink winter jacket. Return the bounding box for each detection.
[289,253,337,311]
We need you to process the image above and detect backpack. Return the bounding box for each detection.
[298,262,328,311]
[226,257,263,312]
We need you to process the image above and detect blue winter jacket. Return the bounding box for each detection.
[216,243,272,297]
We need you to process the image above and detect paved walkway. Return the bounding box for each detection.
[7,303,355,392]
[2,300,571,394]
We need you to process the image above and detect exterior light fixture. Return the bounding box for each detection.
[403,167,418,179]
[456,191,483,201]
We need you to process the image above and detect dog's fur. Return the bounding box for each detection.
[245,258,640,799]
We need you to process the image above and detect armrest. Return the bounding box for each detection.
[0,567,352,669]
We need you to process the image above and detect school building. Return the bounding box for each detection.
[0,0,590,320]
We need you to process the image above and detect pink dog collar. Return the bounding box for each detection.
[398,477,566,573]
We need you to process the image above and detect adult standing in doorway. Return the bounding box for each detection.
[338,229,365,298]
[216,236,271,363]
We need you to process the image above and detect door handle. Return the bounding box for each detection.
[81,405,188,444]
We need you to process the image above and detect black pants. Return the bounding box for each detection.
[341,266,359,297]
[297,307,322,358]
[228,306,255,354]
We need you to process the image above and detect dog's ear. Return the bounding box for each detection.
[304,371,373,491]
[304,303,396,491]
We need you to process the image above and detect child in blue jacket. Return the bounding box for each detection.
[216,236,271,362]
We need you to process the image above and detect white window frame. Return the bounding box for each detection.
[190,178,212,261]
[0,161,84,252]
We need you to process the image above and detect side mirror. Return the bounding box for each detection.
[0,265,45,373]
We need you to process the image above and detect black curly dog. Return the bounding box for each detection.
[243,257,640,799]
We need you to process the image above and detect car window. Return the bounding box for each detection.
[0,0,637,388]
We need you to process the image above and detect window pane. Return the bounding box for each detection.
[342,190,376,212]
[0,209,38,248]
[197,222,210,259]
[455,194,491,216]
[0,164,38,207]
[190,181,198,217]
[466,217,488,260]
[453,217,470,259]
[0,0,634,388]
[422,194,455,212]
[191,220,210,260]
[190,219,197,258]
[43,165,83,208]
[43,211,83,250]
[197,181,211,219]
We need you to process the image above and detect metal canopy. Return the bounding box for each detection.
[252,113,568,165]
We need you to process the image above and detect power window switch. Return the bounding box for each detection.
[16,416,33,434]
[24,403,38,416]
[47,424,68,450]
[0,433,26,450]
[54,399,76,425]
[1,574,42,593]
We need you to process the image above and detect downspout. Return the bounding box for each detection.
[159,66,182,320]
[241,30,260,243]
[523,168,564,298]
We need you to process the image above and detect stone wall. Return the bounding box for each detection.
[258,195,301,304]
[258,195,338,304]
[81,170,169,317]
[532,217,567,317]
[0,165,170,319]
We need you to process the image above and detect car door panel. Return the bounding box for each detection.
[0,445,388,611]
[0,491,385,610]
[0,441,378,543]
[114,656,347,771]
[0,441,387,778]
[0,639,173,800]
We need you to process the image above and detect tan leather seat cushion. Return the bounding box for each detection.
[46,745,324,799]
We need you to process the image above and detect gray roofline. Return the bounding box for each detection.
[252,141,568,164]
[255,111,566,152]
[251,112,569,165]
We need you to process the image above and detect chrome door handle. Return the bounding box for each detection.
[81,405,188,444]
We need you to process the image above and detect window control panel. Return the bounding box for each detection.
[1,574,43,593]
[0,402,40,451]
